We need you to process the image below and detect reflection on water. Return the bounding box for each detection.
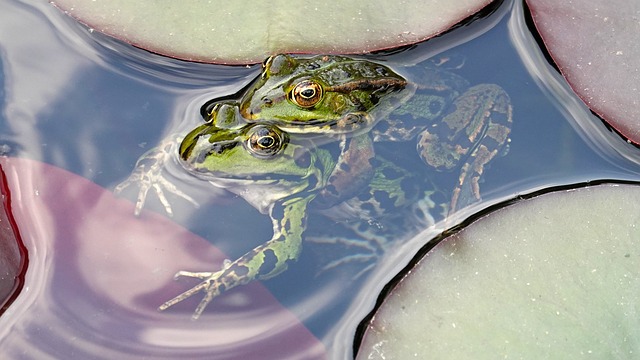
[1,0,640,358]
[0,157,326,359]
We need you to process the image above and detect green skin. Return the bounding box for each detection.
[159,122,419,318]
[206,54,513,211]
[116,54,513,318]
[204,54,411,134]
[157,123,332,318]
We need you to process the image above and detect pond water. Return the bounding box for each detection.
[1,0,639,359]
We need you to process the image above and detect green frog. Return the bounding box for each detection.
[152,122,436,318]
[115,54,512,318]
[202,54,410,135]
[202,54,512,211]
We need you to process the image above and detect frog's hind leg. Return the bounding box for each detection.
[448,85,512,213]
[159,195,312,319]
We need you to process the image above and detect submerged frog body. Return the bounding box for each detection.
[116,54,513,318]
[152,122,436,318]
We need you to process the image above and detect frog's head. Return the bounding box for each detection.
[179,122,328,183]
[237,54,409,134]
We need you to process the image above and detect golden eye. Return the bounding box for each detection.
[245,125,288,158]
[290,80,323,108]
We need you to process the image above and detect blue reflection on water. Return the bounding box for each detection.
[1,0,640,358]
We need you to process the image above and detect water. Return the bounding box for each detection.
[1,0,640,359]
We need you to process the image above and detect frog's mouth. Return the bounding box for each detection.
[266,111,375,135]
[325,77,407,94]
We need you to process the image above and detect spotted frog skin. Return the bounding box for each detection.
[205,54,512,211]
[148,122,433,318]
[115,54,512,318]
[203,54,410,135]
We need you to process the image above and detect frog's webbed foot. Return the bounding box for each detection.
[158,237,297,319]
[160,196,311,319]
[114,138,198,216]
[158,261,230,320]
[160,258,271,319]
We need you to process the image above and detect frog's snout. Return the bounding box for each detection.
[240,102,262,120]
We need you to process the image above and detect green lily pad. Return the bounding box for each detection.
[527,0,640,144]
[51,0,492,64]
[358,184,640,358]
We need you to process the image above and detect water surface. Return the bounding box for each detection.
[1,0,639,358]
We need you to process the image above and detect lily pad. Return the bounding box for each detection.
[0,167,25,314]
[358,184,640,358]
[526,0,640,144]
[0,157,326,359]
[51,0,492,64]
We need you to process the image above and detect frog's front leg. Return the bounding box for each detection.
[114,137,199,216]
[159,195,313,319]
[418,84,512,213]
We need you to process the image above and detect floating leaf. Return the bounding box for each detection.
[51,0,492,64]
[527,0,640,144]
[0,157,326,359]
[358,184,640,358]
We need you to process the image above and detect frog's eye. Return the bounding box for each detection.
[245,125,288,158]
[290,80,323,108]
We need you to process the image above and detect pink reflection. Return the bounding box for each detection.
[0,157,326,359]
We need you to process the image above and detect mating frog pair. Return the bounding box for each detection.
[116,54,512,318]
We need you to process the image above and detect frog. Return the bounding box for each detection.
[150,121,437,318]
[115,54,415,217]
[202,54,512,212]
[201,54,411,135]
[115,54,512,318]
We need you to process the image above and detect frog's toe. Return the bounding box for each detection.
[158,280,209,312]
[150,183,173,217]
[173,270,215,280]
[115,169,199,217]
[153,177,200,214]
[159,268,226,318]
[193,287,219,320]
[114,172,145,196]
[113,179,131,195]
[114,174,151,216]
[132,182,153,216]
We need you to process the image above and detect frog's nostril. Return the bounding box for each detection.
[249,106,261,117]
[262,98,273,107]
